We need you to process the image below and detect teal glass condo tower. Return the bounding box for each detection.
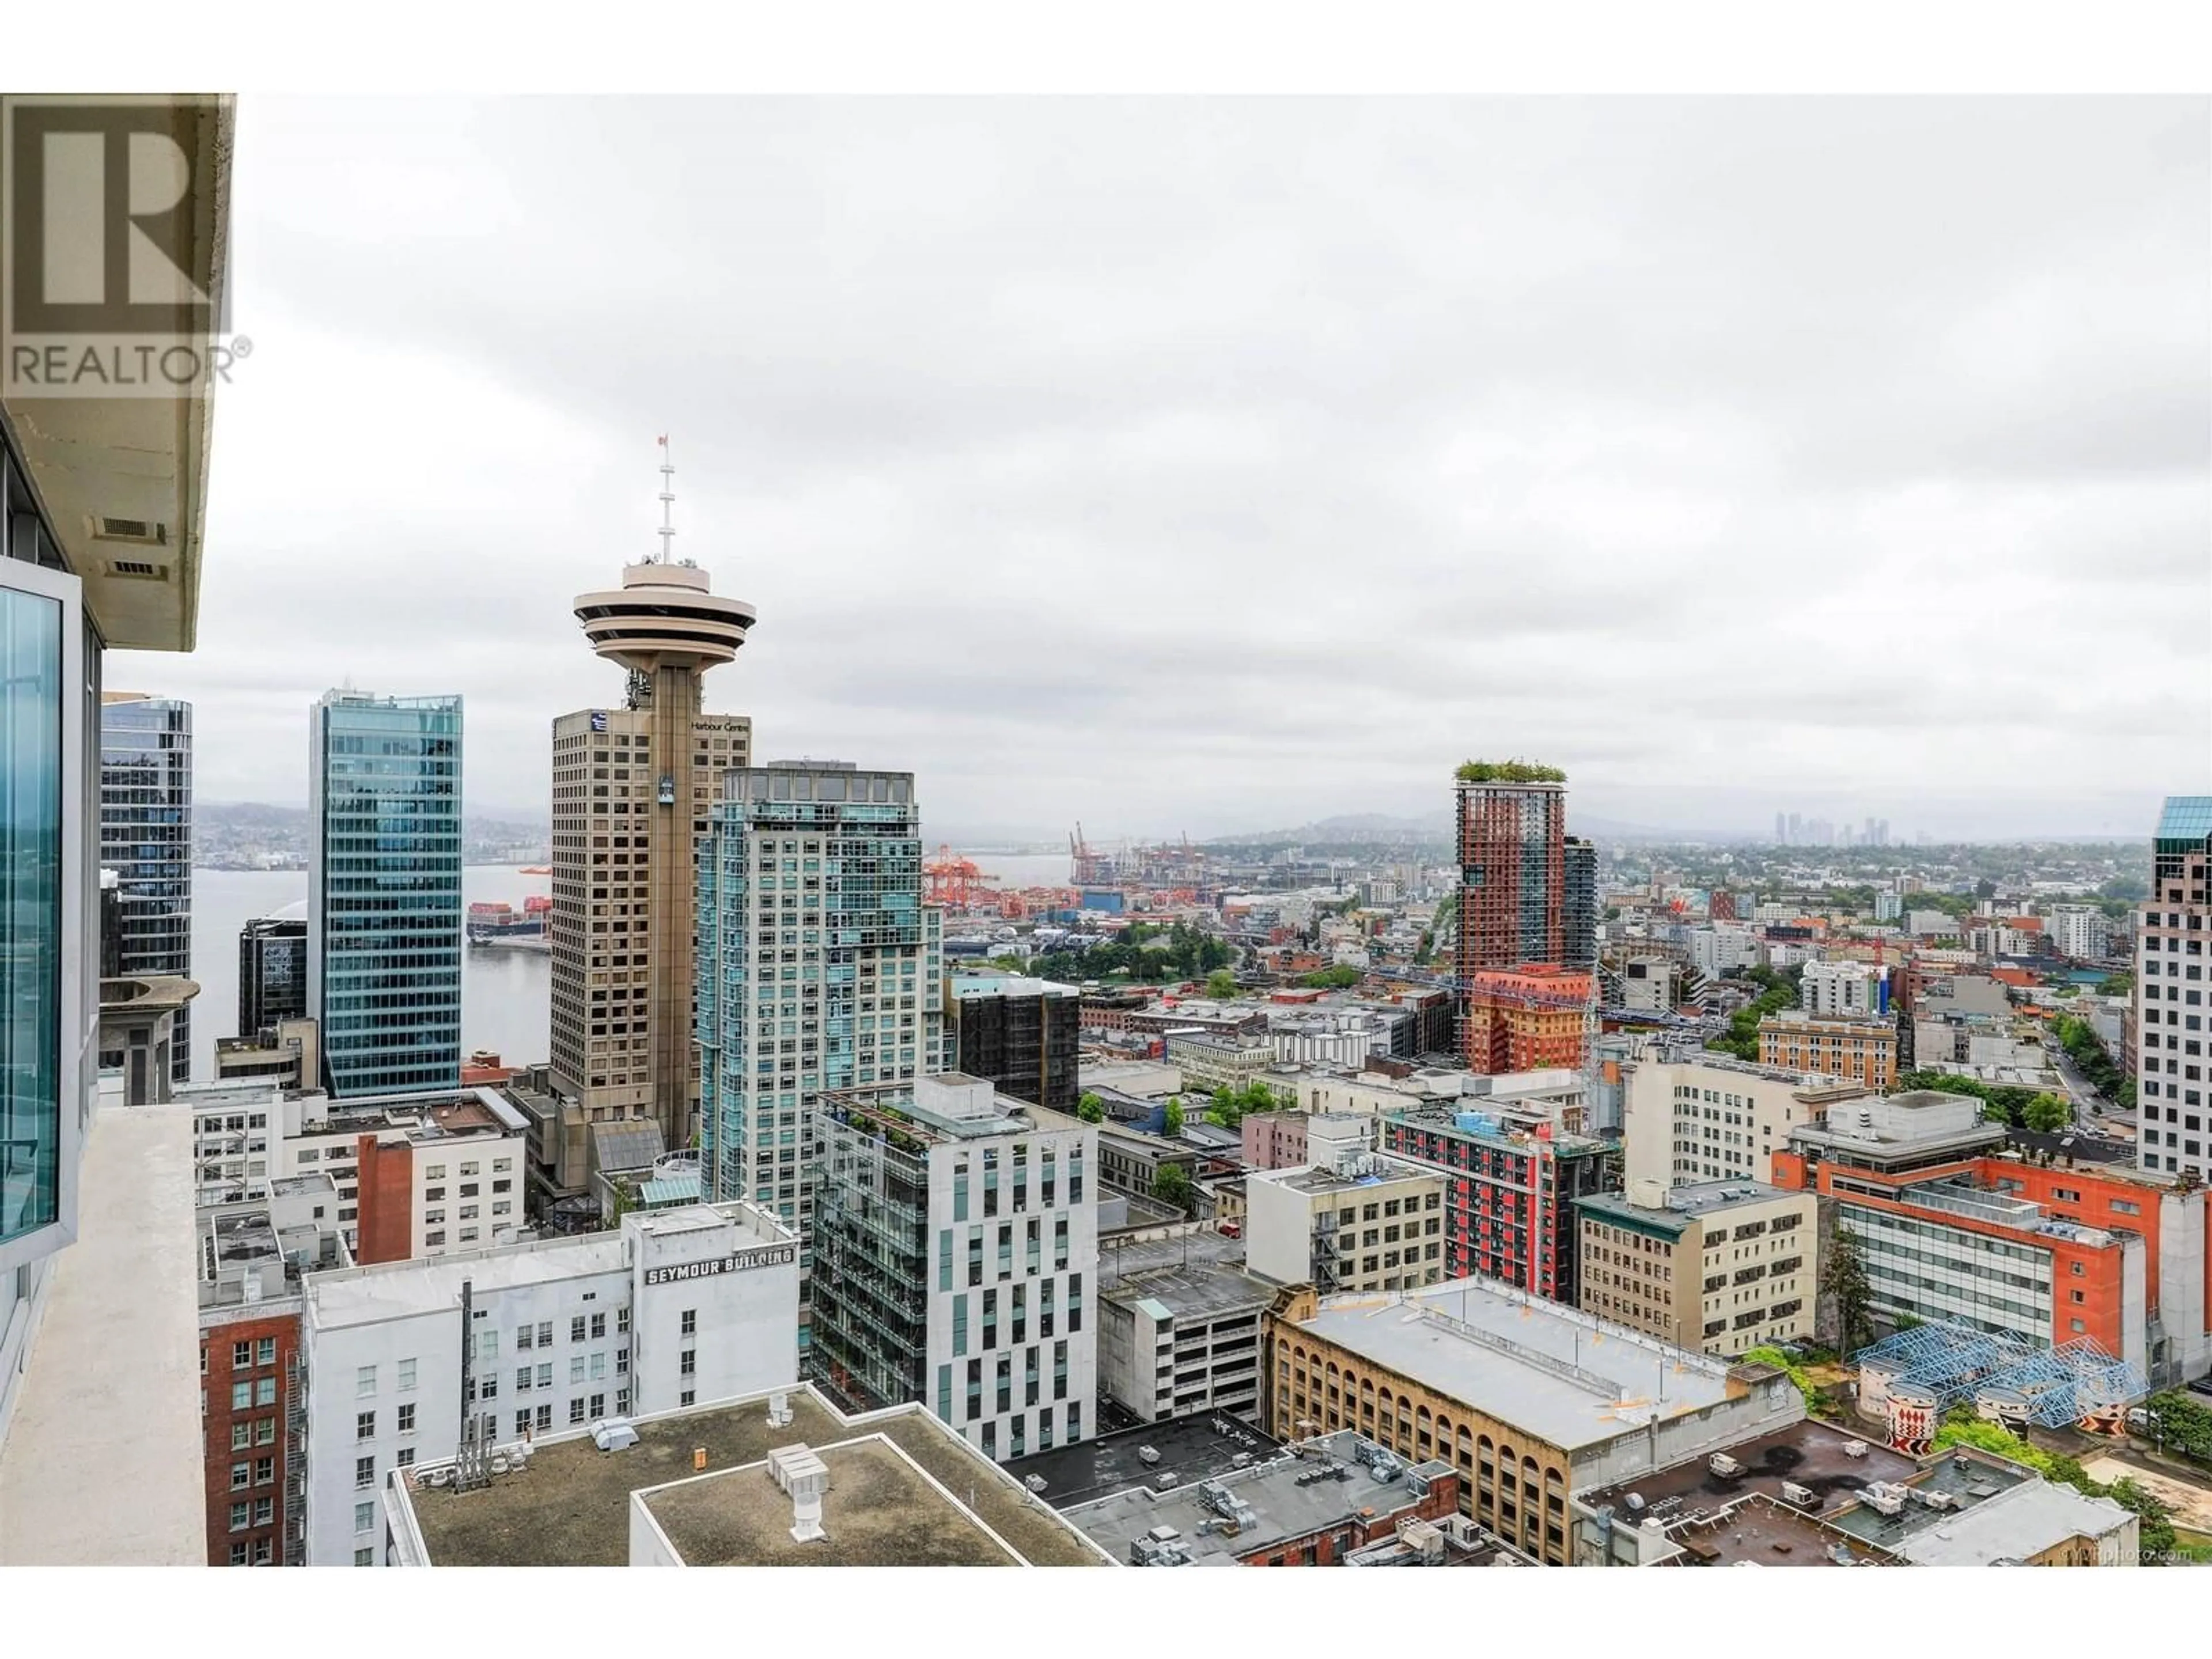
[696,762,942,1235]
[309,691,464,1097]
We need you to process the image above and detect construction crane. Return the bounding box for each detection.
[923,844,994,911]
[1069,822,1113,888]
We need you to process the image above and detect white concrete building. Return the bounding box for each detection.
[1098,1262,1274,1424]
[191,1081,532,1259]
[1245,1154,1445,1294]
[2050,906,2113,962]
[1801,957,1881,1019]
[1689,925,1760,981]
[1268,1012,1388,1069]
[1621,957,1679,1013]
[1622,1055,1869,1191]
[810,1075,1099,1464]
[300,1202,798,1565]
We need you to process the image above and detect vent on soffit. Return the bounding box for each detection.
[92,517,169,546]
[107,558,168,579]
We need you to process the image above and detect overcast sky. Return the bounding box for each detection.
[114,96,2210,843]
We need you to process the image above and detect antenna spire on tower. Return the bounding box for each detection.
[656,434,675,563]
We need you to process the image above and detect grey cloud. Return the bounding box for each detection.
[143,96,2211,841]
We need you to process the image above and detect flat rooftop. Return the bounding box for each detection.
[1006,1412,1278,1510]
[820,1075,1039,1145]
[1103,1261,1277,1323]
[1893,1477,2128,1566]
[1100,1228,1251,1282]
[1667,1493,1896,1567]
[640,1435,1035,1566]
[950,975,1080,1000]
[1293,1280,1748,1453]
[1827,1448,2033,1550]
[1582,1418,1918,1522]
[306,1206,784,1330]
[1065,1430,1450,1566]
[1252,1159,1435,1199]
[1575,1180,1798,1236]
[1382,1104,1609,1156]
[404,1389,1103,1567]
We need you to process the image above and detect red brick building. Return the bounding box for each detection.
[1464,965,1591,1074]
[197,1188,350,1565]
[1772,1092,2212,1382]
[1379,1104,1615,1303]
[199,1306,300,1566]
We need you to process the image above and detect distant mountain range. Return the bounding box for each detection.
[1208,809,1684,846]
[195,801,550,869]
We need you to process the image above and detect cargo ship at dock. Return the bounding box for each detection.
[468,896,551,952]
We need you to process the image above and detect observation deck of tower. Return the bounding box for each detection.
[572,441,757,673]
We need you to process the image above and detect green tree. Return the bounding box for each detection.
[1076,1092,1104,1124]
[2108,1478,2177,1561]
[2024,1093,2072,1135]
[1163,1097,1185,1137]
[1823,1226,1876,1353]
[1152,1161,1192,1212]
[1205,969,1238,1000]
[1300,965,1362,991]
[1742,1345,1825,1416]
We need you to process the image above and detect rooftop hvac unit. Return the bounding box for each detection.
[1841,1440,1869,1459]
[1780,1482,1816,1509]
[1709,1453,1744,1479]
[1137,1445,1162,1466]
[1862,1483,1907,1516]
[1024,1475,1048,1494]
[1919,1490,1959,1512]
[1155,1471,1181,1491]
[1146,1524,1181,1543]
[424,1467,453,1488]
[590,1419,640,1453]
[1623,1493,1646,1513]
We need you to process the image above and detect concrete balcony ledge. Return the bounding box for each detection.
[0,1104,207,1564]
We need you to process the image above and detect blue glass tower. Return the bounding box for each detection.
[309,691,464,1098]
[99,693,194,1081]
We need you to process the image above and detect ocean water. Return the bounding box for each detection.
[188,865,552,1084]
[187,850,1071,1084]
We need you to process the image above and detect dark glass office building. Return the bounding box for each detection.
[948,975,1080,1113]
[238,914,309,1035]
[100,694,194,1081]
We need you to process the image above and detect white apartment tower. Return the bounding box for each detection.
[552,441,757,1157]
[1622,1055,1869,1191]
[2137,798,2211,1181]
[809,1076,1097,1463]
[1800,957,1881,1020]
